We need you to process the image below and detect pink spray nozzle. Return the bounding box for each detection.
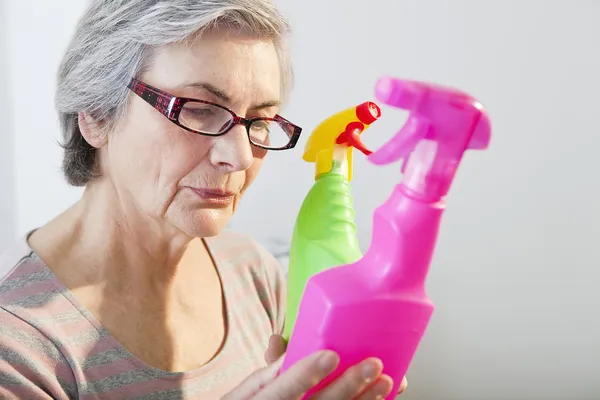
[368,76,491,200]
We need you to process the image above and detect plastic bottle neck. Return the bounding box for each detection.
[317,144,349,180]
[358,184,445,293]
[400,139,445,203]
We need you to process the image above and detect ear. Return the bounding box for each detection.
[78,112,108,148]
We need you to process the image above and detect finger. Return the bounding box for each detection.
[264,334,287,365]
[310,358,383,400]
[222,355,285,400]
[255,350,340,399]
[354,375,394,400]
[398,376,408,394]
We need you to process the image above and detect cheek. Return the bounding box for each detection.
[241,158,264,192]
[108,105,162,177]
[161,129,207,180]
[107,112,207,202]
[108,128,159,187]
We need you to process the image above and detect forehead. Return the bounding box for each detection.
[144,29,281,104]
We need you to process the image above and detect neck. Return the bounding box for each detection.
[358,184,445,292]
[30,179,209,302]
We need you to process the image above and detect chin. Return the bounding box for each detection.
[176,208,232,238]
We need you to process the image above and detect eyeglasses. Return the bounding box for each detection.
[127,78,303,151]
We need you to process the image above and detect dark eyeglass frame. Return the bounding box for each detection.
[127,78,302,151]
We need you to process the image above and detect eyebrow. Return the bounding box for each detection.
[185,82,280,110]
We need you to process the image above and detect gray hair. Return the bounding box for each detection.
[56,0,294,186]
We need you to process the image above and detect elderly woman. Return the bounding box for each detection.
[0,1,408,399]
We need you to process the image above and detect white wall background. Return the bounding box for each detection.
[1,1,599,399]
[0,0,15,250]
[4,1,86,239]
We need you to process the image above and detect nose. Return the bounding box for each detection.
[208,123,254,172]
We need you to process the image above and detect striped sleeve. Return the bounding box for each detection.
[0,307,76,400]
[270,254,287,336]
[254,239,287,336]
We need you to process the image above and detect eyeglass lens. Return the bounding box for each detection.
[179,102,292,149]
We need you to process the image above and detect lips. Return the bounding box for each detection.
[188,187,236,207]
[193,188,236,197]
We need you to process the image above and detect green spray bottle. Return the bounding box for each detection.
[283,101,382,340]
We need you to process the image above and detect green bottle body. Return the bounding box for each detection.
[283,166,363,340]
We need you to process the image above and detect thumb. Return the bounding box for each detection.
[264,334,287,365]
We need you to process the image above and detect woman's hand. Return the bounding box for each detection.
[223,346,393,399]
[263,334,408,397]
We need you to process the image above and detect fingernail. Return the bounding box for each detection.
[318,351,338,373]
[374,374,393,398]
[362,360,380,382]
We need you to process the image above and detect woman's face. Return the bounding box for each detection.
[101,30,281,237]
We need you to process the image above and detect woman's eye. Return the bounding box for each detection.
[187,108,214,117]
[251,121,269,131]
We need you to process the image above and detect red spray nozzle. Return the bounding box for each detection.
[356,101,381,125]
[335,101,381,155]
[335,121,372,155]
[304,101,382,181]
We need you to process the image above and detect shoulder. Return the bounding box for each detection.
[0,306,77,399]
[0,236,35,284]
[207,230,284,284]
[0,305,65,369]
[0,237,59,310]
[207,230,287,334]
[0,239,77,399]
[0,238,50,311]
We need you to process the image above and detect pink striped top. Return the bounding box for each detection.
[0,230,286,399]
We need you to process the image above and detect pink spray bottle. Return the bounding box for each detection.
[279,76,492,398]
